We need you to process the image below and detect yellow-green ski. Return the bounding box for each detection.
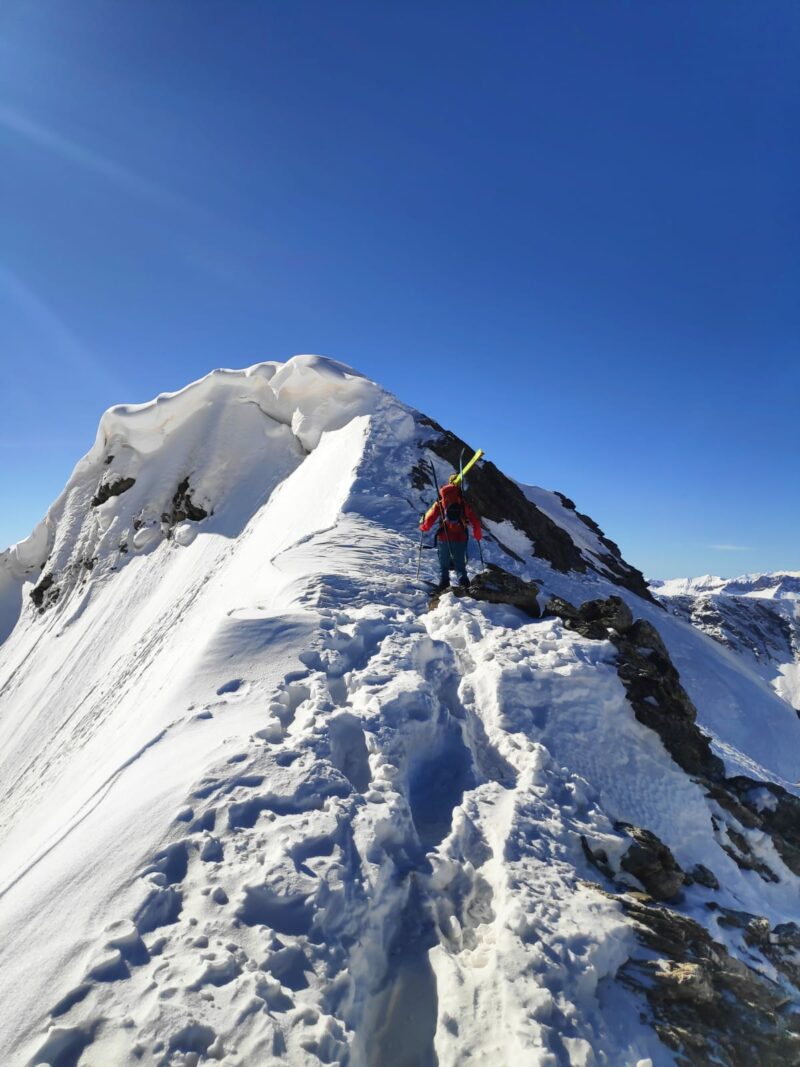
[451,448,484,486]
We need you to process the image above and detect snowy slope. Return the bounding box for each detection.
[1,356,799,1067]
[652,573,800,714]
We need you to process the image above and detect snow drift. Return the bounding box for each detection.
[1,355,799,1067]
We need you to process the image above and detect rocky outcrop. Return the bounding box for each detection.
[584,819,691,904]
[161,477,208,528]
[428,564,541,617]
[28,557,96,615]
[616,823,686,902]
[91,476,136,508]
[613,616,725,781]
[612,890,800,1067]
[580,810,800,1063]
[582,823,686,902]
[689,863,720,890]
[29,572,59,612]
[719,777,800,878]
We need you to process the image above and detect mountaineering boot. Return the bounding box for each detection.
[436,578,450,592]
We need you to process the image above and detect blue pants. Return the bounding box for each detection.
[437,539,468,584]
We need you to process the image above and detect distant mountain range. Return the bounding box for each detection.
[652,571,800,713]
[652,571,800,601]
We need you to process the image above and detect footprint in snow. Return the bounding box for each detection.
[216,678,245,696]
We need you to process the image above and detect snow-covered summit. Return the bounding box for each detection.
[2,356,800,1067]
[0,355,404,643]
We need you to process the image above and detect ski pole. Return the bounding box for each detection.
[415,525,424,580]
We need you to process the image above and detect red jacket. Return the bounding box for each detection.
[420,483,482,544]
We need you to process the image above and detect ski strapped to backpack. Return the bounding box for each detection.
[451,448,484,487]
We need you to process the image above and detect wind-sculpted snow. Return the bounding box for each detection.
[1,356,799,1066]
[0,355,385,643]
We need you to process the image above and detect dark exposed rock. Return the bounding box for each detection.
[609,888,800,1067]
[719,824,780,883]
[705,782,763,831]
[579,595,634,633]
[542,595,581,626]
[724,777,800,878]
[162,477,208,528]
[429,564,541,617]
[30,573,59,612]
[705,906,800,994]
[614,620,725,783]
[580,835,615,880]
[616,822,686,901]
[773,922,800,948]
[706,903,771,946]
[544,594,634,640]
[689,863,720,890]
[91,476,136,507]
[764,921,800,989]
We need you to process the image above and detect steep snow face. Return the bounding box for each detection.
[653,574,800,714]
[1,356,799,1067]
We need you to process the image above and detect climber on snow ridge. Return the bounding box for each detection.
[420,475,483,592]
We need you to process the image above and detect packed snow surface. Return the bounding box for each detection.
[1,356,799,1066]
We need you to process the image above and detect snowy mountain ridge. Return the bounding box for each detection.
[2,355,799,1067]
[651,571,800,719]
[651,572,800,601]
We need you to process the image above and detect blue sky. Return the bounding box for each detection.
[1,2,797,578]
